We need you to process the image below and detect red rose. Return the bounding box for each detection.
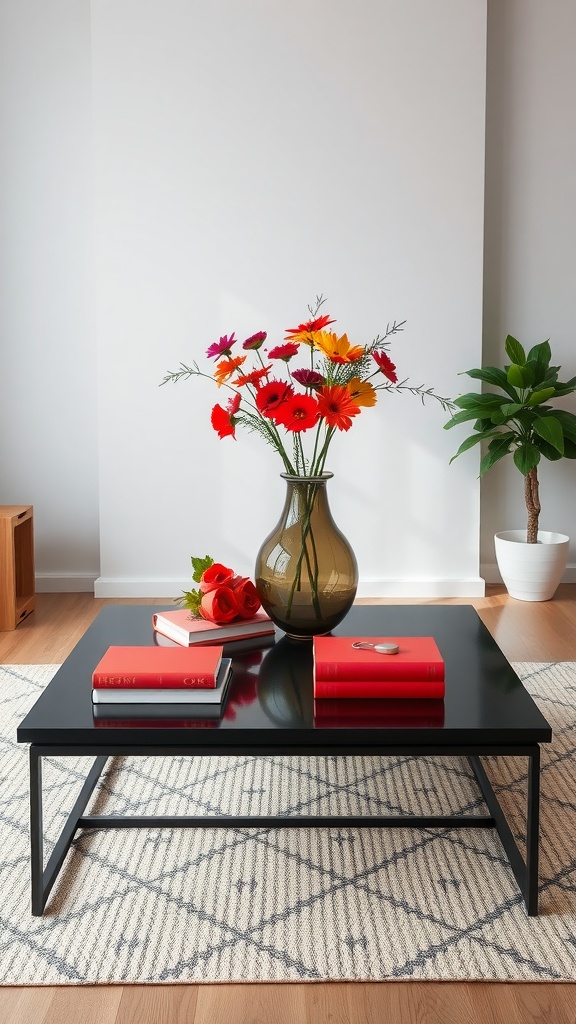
[199,562,235,593]
[200,586,240,623]
[230,576,261,618]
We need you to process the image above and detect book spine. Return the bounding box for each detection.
[313,679,445,699]
[92,672,216,689]
[314,661,444,682]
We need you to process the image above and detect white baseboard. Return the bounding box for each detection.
[94,578,190,598]
[94,576,487,599]
[35,574,99,593]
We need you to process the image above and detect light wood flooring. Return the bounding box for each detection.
[1,587,575,1024]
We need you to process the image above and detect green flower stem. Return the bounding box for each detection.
[285,480,322,622]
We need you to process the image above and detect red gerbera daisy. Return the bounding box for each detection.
[233,365,271,388]
[372,350,398,383]
[268,342,299,362]
[274,394,320,432]
[210,392,241,439]
[255,380,294,419]
[285,313,336,342]
[206,333,236,359]
[317,385,361,431]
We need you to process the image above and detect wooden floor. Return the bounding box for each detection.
[1,587,575,1024]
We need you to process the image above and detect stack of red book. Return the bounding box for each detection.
[312,636,445,700]
[91,645,232,708]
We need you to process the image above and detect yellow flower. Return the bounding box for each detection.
[347,377,377,407]
[312,331,365,363]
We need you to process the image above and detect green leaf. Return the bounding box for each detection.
[526,387,556,406]
[550,377,576,397]
[181,588,202,615]
[507,363,535,388]
[535,438,564,461]
[463,367,519,399]
[505,334,526,365]
[553,409,576,442]
[191,554,214,583]
[448,428,503,462]
[533,414,564,453]
[562,438,576,459]
[491,402,524,423]
[444,408,493,429]
[513,444,541,474]
[479,437,515,475]
[452,392,507,410]
[526,340,551,380]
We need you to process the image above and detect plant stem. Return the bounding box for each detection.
[525,468,541,543]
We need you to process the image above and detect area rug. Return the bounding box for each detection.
[1,662,575,985]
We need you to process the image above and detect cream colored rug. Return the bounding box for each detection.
[1,663,575,984]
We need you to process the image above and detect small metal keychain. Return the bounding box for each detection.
[351,641,399,655]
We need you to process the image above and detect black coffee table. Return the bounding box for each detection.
[17,604,552,916]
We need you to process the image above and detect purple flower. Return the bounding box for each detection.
[291,368,326,389]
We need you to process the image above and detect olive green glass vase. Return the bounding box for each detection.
[254,473,358,639]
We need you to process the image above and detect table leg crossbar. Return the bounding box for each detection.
[28,745,541,916]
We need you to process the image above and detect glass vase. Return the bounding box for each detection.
[254,473,358,639]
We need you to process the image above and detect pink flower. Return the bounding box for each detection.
[206,333,236,359]
[243,331,267,350]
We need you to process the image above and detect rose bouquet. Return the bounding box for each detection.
[182,555,261,625]
[163,298,452,635]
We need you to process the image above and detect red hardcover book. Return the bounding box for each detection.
[152,608,275,647]
[314,698,445,728]
[313,678,445,699]
[313,635,444,682]
[92,645,223,689]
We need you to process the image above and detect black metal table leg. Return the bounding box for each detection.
[525,744,541,916]
[29,747,109,915]
[469,746,541,916]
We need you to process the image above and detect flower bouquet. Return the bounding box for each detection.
[182,556,261,624]
[163,298,452,636]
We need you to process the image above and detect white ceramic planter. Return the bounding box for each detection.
[494,530,570,602]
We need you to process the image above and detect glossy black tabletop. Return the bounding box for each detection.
[16,605,552,748]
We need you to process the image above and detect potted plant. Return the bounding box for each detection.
[444,334,576,600]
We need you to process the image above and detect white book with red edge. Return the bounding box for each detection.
[152,608,275,647]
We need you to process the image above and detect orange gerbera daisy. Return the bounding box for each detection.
[347,377,377,407]
[317,385,361,431]
[312,331,365,363]
[213,354,246,386]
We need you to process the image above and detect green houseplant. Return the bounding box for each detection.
[444,334,576,599]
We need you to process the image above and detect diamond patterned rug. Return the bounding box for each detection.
[2,663,576,984]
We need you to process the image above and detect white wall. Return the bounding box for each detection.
[91,0,486,597]
[481,0,576,580]
[11,2,572,598]
[0,0,99,591]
